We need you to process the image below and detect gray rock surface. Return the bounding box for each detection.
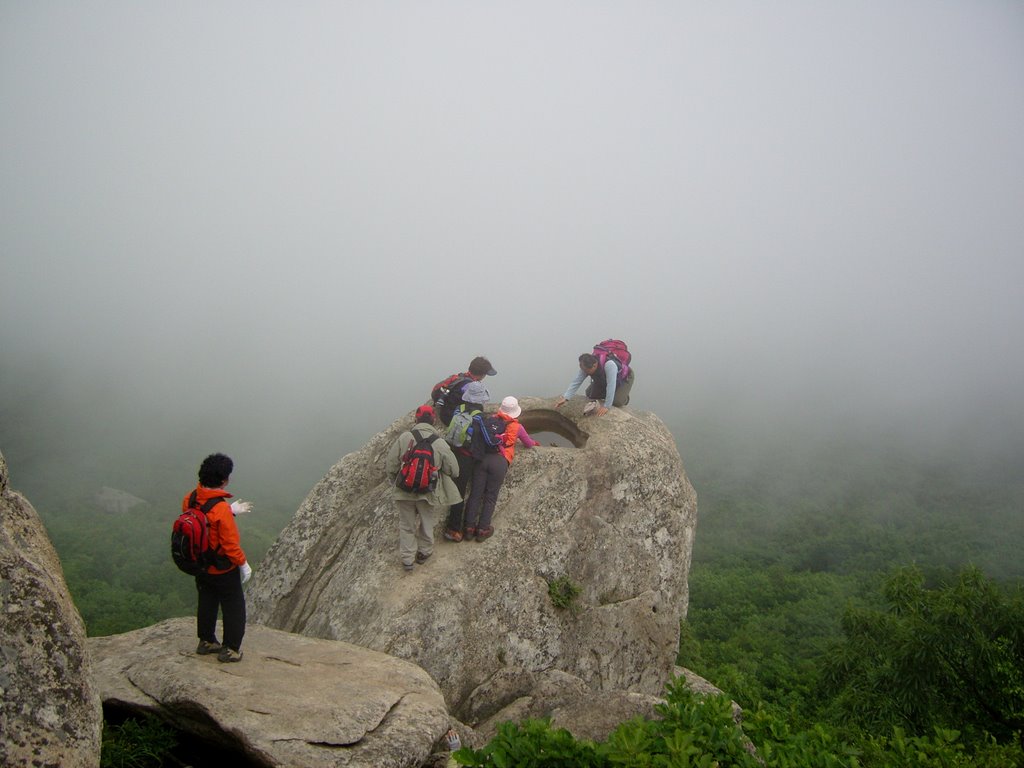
[249,397,698,722]
[467,666,663,743]
[0,449,103,768]
[89,618,452,768]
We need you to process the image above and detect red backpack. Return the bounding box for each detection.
[171,492,223,576]
[430,373,472,425]
[396,429,441,493]
[593,339,631,381]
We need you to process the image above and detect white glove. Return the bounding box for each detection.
[239,562,252,584]
[446,728,461,751]
[230,500,253,515]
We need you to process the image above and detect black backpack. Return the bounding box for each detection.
[469,413,507,460]
[396,429,441,493]
[431,373,472,425]
[171,492,226,576]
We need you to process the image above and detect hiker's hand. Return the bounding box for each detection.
[446,729,461,751]
[596,406,609,416]
[554,396,566,408]
[230,500,253,515]
[239,562,252,584]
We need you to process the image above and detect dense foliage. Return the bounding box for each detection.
[676,426,1024,763]
[454,679,1023,767]
[822,566,1024,745]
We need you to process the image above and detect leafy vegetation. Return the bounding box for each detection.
[821,565,1024,746]
[101,716,177,768]
[548,575,583,612]
[454,680,1024,766]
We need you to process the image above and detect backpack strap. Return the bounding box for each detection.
[200,497,222,514]
[189,490,224,515]
[411,429,441,447]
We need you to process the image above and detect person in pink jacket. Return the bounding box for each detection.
[463,396,539,542]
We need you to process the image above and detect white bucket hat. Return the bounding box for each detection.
[498,396,522,418]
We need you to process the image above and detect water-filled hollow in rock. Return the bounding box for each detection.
[518,409,588,448]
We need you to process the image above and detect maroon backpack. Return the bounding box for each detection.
[593,339,632,381]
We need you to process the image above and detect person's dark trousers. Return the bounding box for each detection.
[445,449,476,531]
[195,568,246,652]
[465,452,509,532]
[585,368,635,406]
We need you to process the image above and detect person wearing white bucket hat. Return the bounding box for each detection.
[462,396,539,542]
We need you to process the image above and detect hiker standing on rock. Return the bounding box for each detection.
[186,452,252,663]
[430,356,497,427]
[442,379,490,542]
[462,396,539,542]
[386,405,462,572]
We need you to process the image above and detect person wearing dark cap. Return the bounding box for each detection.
[442,379,490,542]
[385,405,461,572]
[429,356,497,427]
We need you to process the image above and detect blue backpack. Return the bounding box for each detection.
[468,413,506,459]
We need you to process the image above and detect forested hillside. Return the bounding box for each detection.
[669,421,1024,765]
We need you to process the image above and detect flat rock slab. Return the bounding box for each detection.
[90,618,451,768]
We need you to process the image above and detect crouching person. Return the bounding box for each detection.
[386,405,461,572]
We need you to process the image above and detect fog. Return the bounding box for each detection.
[2,2,1023,509]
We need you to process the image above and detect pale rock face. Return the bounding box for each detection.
[249,398,698,722]
[89,618,452,768]
[0,450,103,768]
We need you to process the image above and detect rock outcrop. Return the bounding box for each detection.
[89,618,452,768]
[0,449,103,768]
[249,397,698,728]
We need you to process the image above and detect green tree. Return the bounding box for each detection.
[821,565,1024,746]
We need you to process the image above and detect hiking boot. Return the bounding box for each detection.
[464,527,476,539]
[217,647,243,663]
[415,551,432,564]
[443,529,463,543]
[475,526,494,541]
[403,562,414,572]
[196,640,223,655]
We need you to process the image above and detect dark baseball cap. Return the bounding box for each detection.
[469,356,497,376]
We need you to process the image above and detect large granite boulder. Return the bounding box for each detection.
[0,449,103,768]
[89,618,452,768]
[249,397,697,724]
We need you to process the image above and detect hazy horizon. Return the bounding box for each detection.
[3,2,1023,509]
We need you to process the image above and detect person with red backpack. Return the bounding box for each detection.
[430,356,497,427]
[554,339,635,416]
[185,453,252,663]
[386,404,462,572]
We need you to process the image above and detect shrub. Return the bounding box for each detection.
[548,575,582,612]
[101,716,177,768]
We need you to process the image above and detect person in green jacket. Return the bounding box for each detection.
[386,405,461,572]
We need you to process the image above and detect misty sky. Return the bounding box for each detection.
[2,2,1023,487]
